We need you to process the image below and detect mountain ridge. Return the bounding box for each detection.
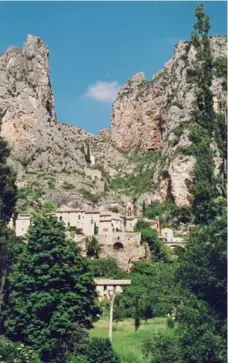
[0,34,226,214]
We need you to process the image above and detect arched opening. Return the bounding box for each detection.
[113,242,124,250]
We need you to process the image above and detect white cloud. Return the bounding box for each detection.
[85,81,120,103]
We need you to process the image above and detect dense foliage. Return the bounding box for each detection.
[185,4,226,224]
[134,220,172,262]
[2,215,101,362]
[113,260,186,322]
[0,336,41,363]
[85,338,120,363]
[144,201,193,228]
[142,5,227,363]
[87,257,127,279]
[0,118,18,315]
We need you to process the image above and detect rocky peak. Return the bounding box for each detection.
[0,34,56,160]
[111,36,227,205]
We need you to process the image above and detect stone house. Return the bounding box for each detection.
[95,279,131,301]
[125,216,138,232]
[9,203,170,270]
[160,228,174,242]
[12,214,31,237]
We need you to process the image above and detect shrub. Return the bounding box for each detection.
[0,336,41,363]
[62,181,75,190]
[142,330,181,363]
[86,338,120,363]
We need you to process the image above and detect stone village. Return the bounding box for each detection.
[9,202,185,271]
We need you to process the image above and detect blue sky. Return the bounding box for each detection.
[0,1,226,134]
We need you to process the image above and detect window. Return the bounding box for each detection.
[103,228,108,232]
[91,219,94,224]
[59,216,62,221]
[78,215,81,220]
[68,222,70,227]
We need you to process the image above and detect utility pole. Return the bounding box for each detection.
[108,287,118,342]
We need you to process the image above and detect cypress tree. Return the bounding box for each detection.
[134,295,141,332]
[187,4,222,224]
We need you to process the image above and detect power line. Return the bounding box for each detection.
[119,291,187,302]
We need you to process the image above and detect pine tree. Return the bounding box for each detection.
[3,215,101,362]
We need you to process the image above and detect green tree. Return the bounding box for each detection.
[87,258,127,279]
[0,118,18,315]
[142,329,181,363]
[113,301,125,324]
[142,200,146,215]
[186,4,226,223]
[135,221,172,262]
[140,5,227,362]
[86,338,120,363]
[0,336,41,363]
[134,295,141,331]
[3,215,101,362]
[86,236,100,258]
[177,197,227,322]
[177,297,227,363]
[117,261,186,320]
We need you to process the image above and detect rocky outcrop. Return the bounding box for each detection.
[0,35,128,212]
[111,72,163,151]
[0,34,226,211]
[0,35,90,169]
[111,36,227,205]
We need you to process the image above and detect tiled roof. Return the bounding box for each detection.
[85,210,100,214]
[56,205,86,213]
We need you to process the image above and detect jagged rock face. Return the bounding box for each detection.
[0,34,90,171]
[111,72,163,151]
[0,35,127,211]
[1,35,56,156]
[0,34,226,211]
[111,37,227,205]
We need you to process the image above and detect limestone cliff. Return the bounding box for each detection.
[0,35,127,212]
[0,35,226,213]
[111,36,227,206]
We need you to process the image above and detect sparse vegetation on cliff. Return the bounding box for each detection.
[109,151,161,197]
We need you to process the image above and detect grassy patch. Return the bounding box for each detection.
[17,183,43,213]
[90,318,167,363]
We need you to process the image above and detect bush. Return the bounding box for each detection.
[87,258,126,279]
[69,355,89,363]
[144,201,175,227]
[142,330,181,363]
[86,338,120,363]
[0,336,41,363]
[135,220,171,262]
[167,316,175,329]
[62,181,75,190]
